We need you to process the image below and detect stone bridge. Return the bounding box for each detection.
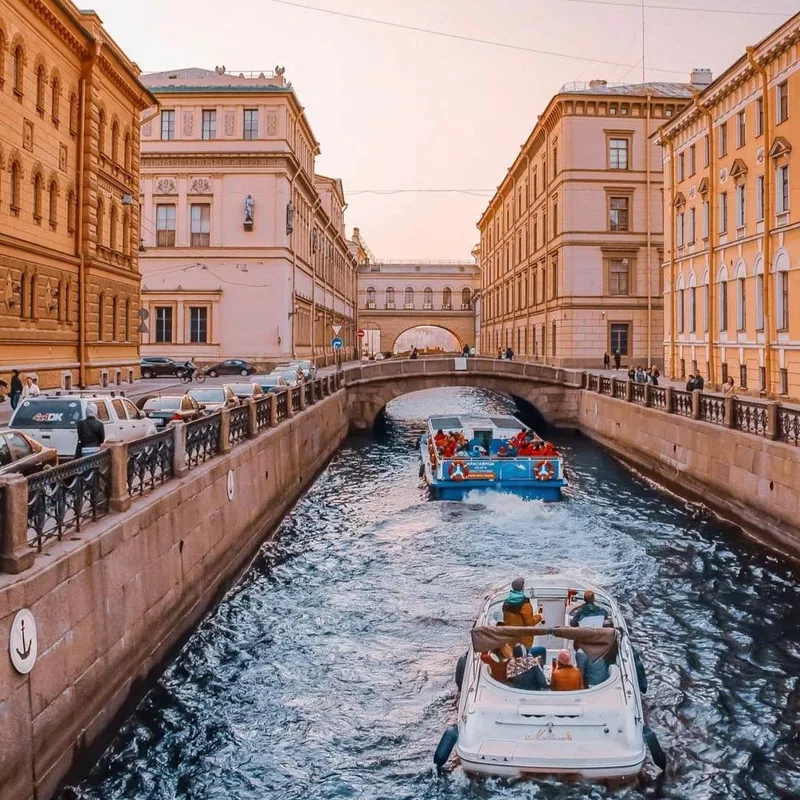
[342,356,584,431]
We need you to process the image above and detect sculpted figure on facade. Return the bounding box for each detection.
[244,194,255,225]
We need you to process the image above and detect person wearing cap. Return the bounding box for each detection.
[569,590,609,627]
[502,577,543,651]
[550,650,584,691]
[76,402,105,458]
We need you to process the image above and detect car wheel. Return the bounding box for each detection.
[142,368,154,379]
[208,370,218,378]
[240,369,249,376]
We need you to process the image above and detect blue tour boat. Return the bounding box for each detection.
[419,414,566,500]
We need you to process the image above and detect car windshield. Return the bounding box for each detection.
[189,389,225,403]
[256,376,281,386]
[144,397,181,410]
[278,372,297,381]
[228,384,254,394]
[12,399,82,428]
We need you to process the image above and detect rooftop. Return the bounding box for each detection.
[558,80,699,98]
[141,67,289,93]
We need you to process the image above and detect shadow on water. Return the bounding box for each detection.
[63,387,800,800]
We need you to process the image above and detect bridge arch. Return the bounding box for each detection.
[390,323,464,353]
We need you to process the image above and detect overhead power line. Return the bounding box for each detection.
[348,189,494,196]
[263,0,687,75]
[554,0,790,16]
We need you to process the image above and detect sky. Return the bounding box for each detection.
[88,0,795,260]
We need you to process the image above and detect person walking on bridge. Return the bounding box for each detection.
[613,350,621,370]
[603,352,611,370]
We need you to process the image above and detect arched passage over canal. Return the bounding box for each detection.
[64,387,800,800]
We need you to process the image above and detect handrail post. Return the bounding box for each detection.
[269,393,279,427]
[219,409,232,453]
[767,402,780,440]
[286,389,295,419]
[0,474,34,574]
[665,386,674,413]
[692,389,702,420]
[643,383,652,407]
[172,420,188,477]
[247,398,258,438]
[299,383,308,410]
[724,396,736,428]
[310,379,317,404]
[108,440,131,513]
[624,379,633,402]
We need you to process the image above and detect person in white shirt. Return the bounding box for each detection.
[22,376,40,399]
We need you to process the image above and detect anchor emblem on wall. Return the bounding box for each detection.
[9,608,38,674]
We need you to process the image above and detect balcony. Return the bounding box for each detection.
[366,301,376,309]
[385,302,395,309]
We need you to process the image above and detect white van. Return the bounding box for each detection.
[10,394,157,459]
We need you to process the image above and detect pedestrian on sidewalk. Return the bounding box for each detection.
[498,348,504,359]
[9,370,23,409]
[505,347,514,361]
[613,350,621,370]
[686,374,696,391]
[648,365,660,385]
[462,343,470,358]
[410,346,419,360]
[694,373,705,391]
[603,352,610,370]
[723,376,736,396]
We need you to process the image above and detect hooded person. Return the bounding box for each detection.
[75,402,106,458]
[502,578,543,649]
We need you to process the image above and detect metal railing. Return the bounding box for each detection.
[649,385,667,409]
[185,414,222,468]
[229,406,250,445]
[276,390,289,421]
[670,389,693,417]
[26,451,111,552]
[779,406,800,445]
[599,376,612,396]
[291,386,302,413]
[127,429,174,497]
[304,382,313,406]
[734,399,768,437]
[699,395,726,426]
[255,396,272,431]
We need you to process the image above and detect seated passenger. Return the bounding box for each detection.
[506,650,547,691]
[550,650,584,691]
[575,649,610,687]
[471,444,487,457]
[480,644,512,682]
[502,577,543,649]
[434,429,447,446]
[569,590,609,627]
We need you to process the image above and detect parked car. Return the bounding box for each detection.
[187,386,240,412]
[10,393,157,459]
[285,360,316,381]
[204,359,255,378]
[224,382,265,401]
[141,395,204,428]
[140,356,181,378]
[251,374,288,393]
[271,368,301,388]
[0,428,58,476]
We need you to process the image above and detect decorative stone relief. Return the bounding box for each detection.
[155,177,177,195]
[719,168,728,183]
[23,120,34,152]
[190,177,211,194]
[59,144,68,173]
[756,147,765,164]
[224,111,235,136]
[688,185,696,199]
[266,110,278,136]
[183,111,194,137]
[143,121,152,138]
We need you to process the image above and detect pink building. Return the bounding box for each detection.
[138,67,360,367]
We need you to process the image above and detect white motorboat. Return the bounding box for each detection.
[434,576,664,779]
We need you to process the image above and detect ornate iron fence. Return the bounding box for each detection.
[229,405,250,445]
[612,380,627,400]
[255,396,271,431]
[734,399,768,437]
[128,429,174,497]
[671,389,693,417]
[26,450,111,552]
[587,374,598,391]
[632,383,645,404]
[599,376,612,395]
[778,406,800,445]
[185,414,222,468]
[276,390,288,421]
[699,395,726,426]
[649,386,667,409]
[291,386,302,413]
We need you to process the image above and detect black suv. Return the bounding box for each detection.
[140,356,180,378]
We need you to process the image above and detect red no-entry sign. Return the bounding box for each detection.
[357,329,365,339]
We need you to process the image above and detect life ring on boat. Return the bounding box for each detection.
[448,460,470,481]
[533,459,555,481]
[433,724,459,770]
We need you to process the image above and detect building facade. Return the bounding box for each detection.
[659,13,800,399]
[0,0,153,389]
[138,68,359,368]
[478,77,709,368]
[357,260,480,355]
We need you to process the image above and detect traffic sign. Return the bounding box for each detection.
[332,324,342,335]
[357,329,365,339]
[331,336,344,349]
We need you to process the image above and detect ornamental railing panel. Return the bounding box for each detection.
[671,389,693,417]
[631,383,645,404]
[778,406,800,445]
[26,450,111,552]
[255,396,271,431]
[587,374,598,390]
[734,399,768,438]
[613,380,627,400]
[649,386,666,409]
[699,395,726,426]
[291,386,302,413]
[185,414,222,468]
[127,429,174,497]
[304,382,313,405]
[599,376,612,395]
[276,390,288,421]
[229,406,250,445]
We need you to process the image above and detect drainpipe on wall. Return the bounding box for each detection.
[747,46,774,395]
[645,94,653,368]
[523,151,531,358]
[665,131,678,379]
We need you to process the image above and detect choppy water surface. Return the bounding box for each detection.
[66,388,800,800]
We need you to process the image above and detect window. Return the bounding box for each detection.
[51,75,60,123]
[98,109,106,154]
[551,321,557,357]
[703,284,710,332]
[756,175,765,221]
[190,204,211,246]
[404,287,414,309]
[736,184,746,228]
[678,288,685,332]
[385,287,395,308]
[32,173,43,221]
[552,143,558,178]
[756,274,764,330]
[155,307,173,343]
[718,121,728,157]
[112,296,119,340]
[69,93,78,135]
[122,211,130,255]
[48,181,58,228]
[111,120,119,162]
[677,153,685,181]
[156,204,176,247]
[703,134,710,167]
[202,109,216,140]
[719,192,728,233]
[67,190,76,233]
[736,111,746,148]
[702,200,710,239]
[777,81,788,124]
[609,259,629,295]
[423,286,433,309]
[777,165,790,213]
[689,144,696,176]
[442,287,452,309]
[189,307,208,343]
[161,110,175,140]
[13,46,24,96]
[676,212,685,247]
[688,208,696,243]
[366,287,376,309]
[243,109,258,139]
[109,205,118,251]
[609,138,629,170]
[755,97,764,136]
[462,287,472,310]
[124,132,131,172]
[36,64,46,112]
[740,364,748,388]
[609,197,629,231]
[533,217,538,251]
[719,280,728,331]
[610,323,630,356]
[777,271,789,330]
[552,200,558,236]
[737,277,746,330]
[551,254,558,299]
[689,287,696,333]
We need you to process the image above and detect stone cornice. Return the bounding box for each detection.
[22,0,88,58]
[141,153,293,169]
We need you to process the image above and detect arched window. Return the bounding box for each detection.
[423,286,433,309]
[702,270,710,333]
[9,160,21,211]
[122,210,130,255]
[69,92,78,135]
[19,272,27,319]
[461,287,472,310]
[718,265,729,332]
[98,293,106,341]
[109,204,118,251]
[677,274,685,333]
[29,272,37,319]
[775,250,790,331]
[96,197,104,245]
[0,30,5,89]
[35,63,46,112]
[13,45,24,96]
[404,286,414,309]
[98,109,106,154]
[123,131,131,172]
[366,286,376,308]
[735,261,747,332]
[48,180,58,228]
[125,298,131,340]
[51,73,61,124]
[385,286,395,308]
[442,286,452,309]
[111,120,119,163]
[67,189,76,233]
[112,295,119,340]
[688,271,697,333]
[32,171,43,221]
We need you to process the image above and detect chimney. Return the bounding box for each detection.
[589,79,608,89]
[690,68,713,87]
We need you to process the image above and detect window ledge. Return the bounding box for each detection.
[736,226,746,239]
[776,211,790,227]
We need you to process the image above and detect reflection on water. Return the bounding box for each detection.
[64,388,800,800]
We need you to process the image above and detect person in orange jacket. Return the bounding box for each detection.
[550,649,584,691]
[502,577,543,650]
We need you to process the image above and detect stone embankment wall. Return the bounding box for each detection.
[579,391,800,555]
[0,392,349,800]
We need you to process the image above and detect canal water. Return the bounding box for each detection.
[65,388,800,800]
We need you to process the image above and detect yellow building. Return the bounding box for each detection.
[659,13,800,398]
[0,0,154,389]
[478,77,707,369]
